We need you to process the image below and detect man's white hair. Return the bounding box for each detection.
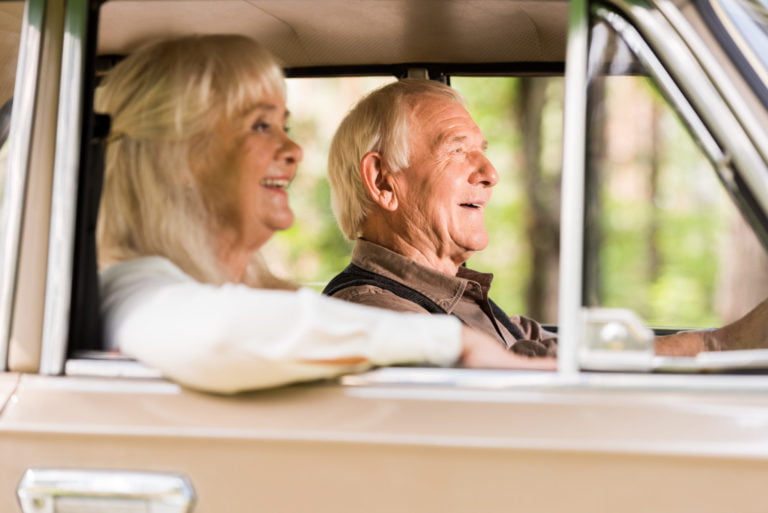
[328,79,465,240]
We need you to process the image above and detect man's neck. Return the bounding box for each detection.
[361,230,467,276]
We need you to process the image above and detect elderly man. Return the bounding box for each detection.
[324,79,768,358]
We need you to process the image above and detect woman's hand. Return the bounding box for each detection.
[458,326,557,371]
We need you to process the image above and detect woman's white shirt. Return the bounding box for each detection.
[100,256,462,393]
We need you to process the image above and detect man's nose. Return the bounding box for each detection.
[472,154,499,187]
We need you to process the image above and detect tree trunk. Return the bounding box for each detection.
[648,101,662,282]
[518,77,560,321]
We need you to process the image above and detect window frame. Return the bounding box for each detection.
[561,0,768,383]
[0,0,45,371]
[581,7,739,326]
[695,0,768,110]
[38,0,94,376]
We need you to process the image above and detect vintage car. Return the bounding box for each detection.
[1,0,768,511]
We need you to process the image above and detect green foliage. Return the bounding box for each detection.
[597,77,731,328]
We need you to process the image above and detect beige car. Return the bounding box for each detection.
[2,0,768,511]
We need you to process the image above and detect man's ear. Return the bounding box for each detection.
[360,151,398,211]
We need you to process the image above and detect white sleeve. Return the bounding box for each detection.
[101,259,462,394]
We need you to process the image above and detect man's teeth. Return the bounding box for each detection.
[261,178,289,188]
[461,203,481,208]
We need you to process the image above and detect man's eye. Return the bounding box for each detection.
[283,125,291,134]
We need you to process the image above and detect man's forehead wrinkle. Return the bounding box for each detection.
[430,130,466,152]
[430,121,487,153]
[408,95,486,154]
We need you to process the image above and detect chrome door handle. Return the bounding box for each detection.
[17,469,195,513]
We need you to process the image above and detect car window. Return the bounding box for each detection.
[584,14,768,333]
[263,74,566,325]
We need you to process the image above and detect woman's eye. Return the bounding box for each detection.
[252,121,270,132]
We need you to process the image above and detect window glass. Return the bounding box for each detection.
[263,76,395,288]
[586,18,768,330]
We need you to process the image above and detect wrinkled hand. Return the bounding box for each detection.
[713,295,768,351]
[459,326,557,370]
[656,296,768,356]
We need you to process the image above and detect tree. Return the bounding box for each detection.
[518,77,560,321]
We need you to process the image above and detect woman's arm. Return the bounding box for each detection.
[101,257,463,393]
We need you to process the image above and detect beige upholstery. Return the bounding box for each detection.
[98,0,568,66]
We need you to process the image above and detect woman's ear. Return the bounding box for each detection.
[360,152,398,211]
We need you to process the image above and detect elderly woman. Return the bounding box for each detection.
[95,35,548,395]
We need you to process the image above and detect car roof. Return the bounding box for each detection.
[97,0,569,67]
[0,0,568,106]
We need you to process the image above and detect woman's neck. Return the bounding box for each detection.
[217,235,254,283]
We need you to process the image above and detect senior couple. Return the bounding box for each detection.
[98,35,768,393]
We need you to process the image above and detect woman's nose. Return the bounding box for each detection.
[279,133,303,164]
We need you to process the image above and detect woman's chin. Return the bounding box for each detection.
[272,212,295,232]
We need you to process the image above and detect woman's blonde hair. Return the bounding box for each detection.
[327,79,464,240]
[96,34,294,288]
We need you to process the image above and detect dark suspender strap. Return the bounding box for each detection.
[488,299,526,341]
[324,264,526,341]
[323,264,448,314]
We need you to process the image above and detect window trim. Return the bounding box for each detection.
[557,0,589,378]
[695,0,768,110]
[610,0,768,239]
[0,0,46,371]
[284,62,566,80]
[341,366,768,393]
[40,0,91,375]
